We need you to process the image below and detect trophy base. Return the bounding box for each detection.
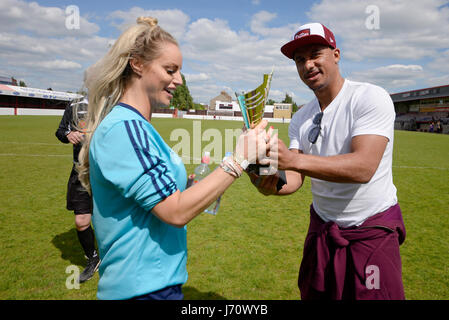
[247,164,287,191]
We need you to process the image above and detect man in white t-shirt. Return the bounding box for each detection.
[251,23,406,300]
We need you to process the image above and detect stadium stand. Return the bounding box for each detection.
[0,81,178,116]
[0,83,82,115]
[391,84,449,134]
[0,75,17,85]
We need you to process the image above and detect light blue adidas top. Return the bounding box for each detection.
[89,103,188,300]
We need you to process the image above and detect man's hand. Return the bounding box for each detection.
[262,133,297,171]
[66,131,84,145]
[247,138,305,196]
[248,171,280,196]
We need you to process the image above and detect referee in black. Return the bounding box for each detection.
[55,98,100,283]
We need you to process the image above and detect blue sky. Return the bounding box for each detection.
[1,0,449,105]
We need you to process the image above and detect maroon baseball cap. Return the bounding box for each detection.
[281,23,336,59]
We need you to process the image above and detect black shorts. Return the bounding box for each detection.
[67,166,93,215]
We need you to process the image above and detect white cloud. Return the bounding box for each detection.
[250,11,299,38]
[427,74,449,87]
[180,14,306,103]
[0,0,99,37]
[184,73,210,82]
[108,7,190,40]
[0,33,110,61]
[188,82,235,104]
[428,49,449,72]
[184,18,243,54]
[0,0,109,91]
[348,64,425,89]
[426,49,449,86]
[27,59,82,70]
[308,0,449,61]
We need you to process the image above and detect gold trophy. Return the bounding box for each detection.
[235,70,286,190]
[236,71,273,130]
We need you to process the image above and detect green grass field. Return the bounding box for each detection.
[0,115,448,300]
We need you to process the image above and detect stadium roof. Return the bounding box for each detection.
[0,84,82,101]
[0,75,13,84]
[390,84,449,103]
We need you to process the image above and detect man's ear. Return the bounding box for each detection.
[333,48,341,64]
[129,57,144,77]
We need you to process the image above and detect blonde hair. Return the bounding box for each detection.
[77,17,178,193]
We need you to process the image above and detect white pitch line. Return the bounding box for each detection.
[1,141,62,146]
[0,153,70,157]
[393,165,449,171]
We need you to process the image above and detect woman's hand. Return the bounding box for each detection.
[234,120,269,164]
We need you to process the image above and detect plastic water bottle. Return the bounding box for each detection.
[195,152,219,215]
[190,151,220,215]
[191,152,215,214]
[204,152,231,215]
[188,151,229,216]
[205,190,221,215]
[193,151,211,183]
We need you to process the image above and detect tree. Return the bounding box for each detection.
[193,103,206,110]
[77,89,88,96]
[266,99,276,105]
[282,93,293,104]
[282,93,299,113]
[19,80,27,87]
[292,102,299,113]
[171,73,193,110]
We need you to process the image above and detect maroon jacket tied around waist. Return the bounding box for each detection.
[298,204,406,300]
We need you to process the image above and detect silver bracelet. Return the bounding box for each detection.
[225,157,242,177]
[233,153,249,170]
[220,156,242,178]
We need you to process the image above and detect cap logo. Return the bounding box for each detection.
[294,29,310,39]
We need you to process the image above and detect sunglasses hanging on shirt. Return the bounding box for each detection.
[308,111,323,144]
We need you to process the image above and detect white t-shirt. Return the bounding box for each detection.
[289,79,397,227]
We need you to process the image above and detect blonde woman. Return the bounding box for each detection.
[77,17,270,300]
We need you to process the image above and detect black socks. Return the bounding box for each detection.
[76,225,98,259]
